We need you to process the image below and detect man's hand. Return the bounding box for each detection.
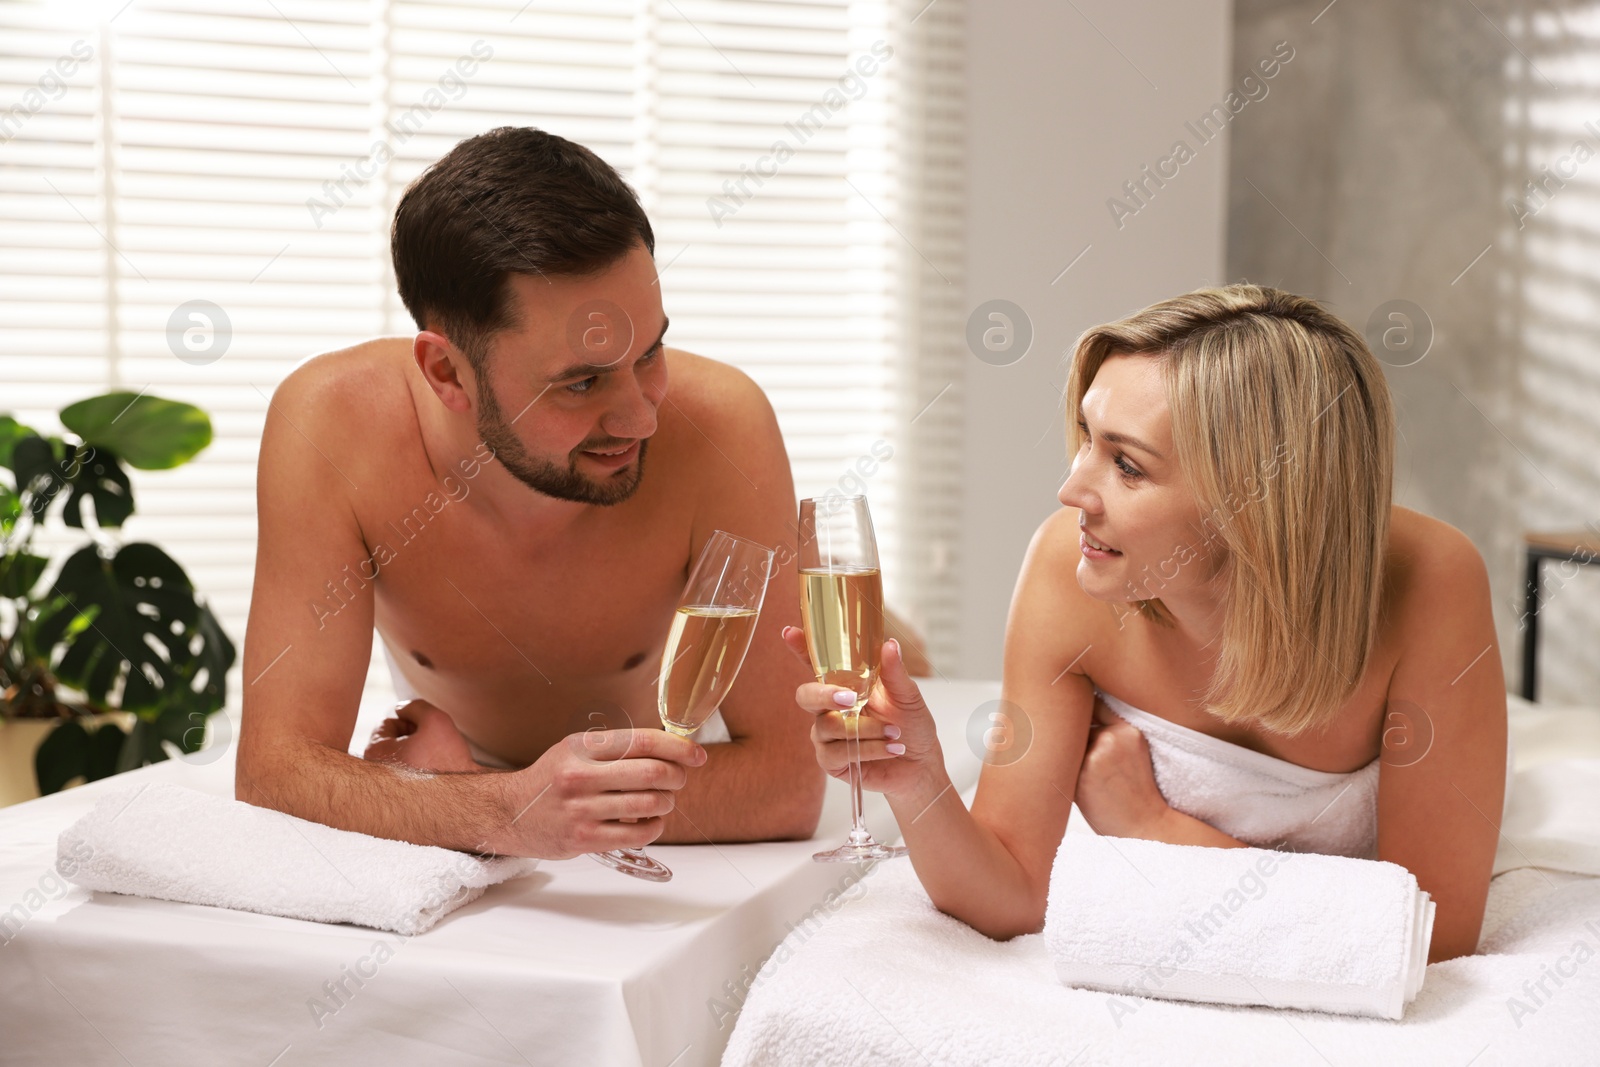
[1073,697,1171,839]
[364,700,481,773]
[489,728,709,859]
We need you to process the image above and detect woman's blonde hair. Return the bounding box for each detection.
[1066,284,1394,736]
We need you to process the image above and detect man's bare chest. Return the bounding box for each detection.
[350,476,693,685]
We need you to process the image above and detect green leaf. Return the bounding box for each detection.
[59,447,134,529]
[0,415,36,470]
[0,483,19,532]
[35,720,90,795]
[59,393,212,471]
[85,721,127,782]
[124,718,165,769]
[0,552,48,598]
[11,435,65,521]
[36,543,236,716]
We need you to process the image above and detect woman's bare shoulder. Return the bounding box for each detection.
[1006,508,1119,675]
[1384,505,1491,624]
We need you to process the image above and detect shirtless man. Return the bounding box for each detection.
[236,127,825,859]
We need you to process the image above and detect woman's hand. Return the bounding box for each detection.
[783,626,944,800]
[1073,696,1171,839]
[363,699,481,773]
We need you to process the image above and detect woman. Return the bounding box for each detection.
[784,284,1507,963]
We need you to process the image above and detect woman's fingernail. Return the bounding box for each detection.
[833,690,857,707]
[782,626,796,638]
[883,725,901,740]
[886,743,906,755]
[889,638,901,655]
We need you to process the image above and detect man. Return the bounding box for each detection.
[236,127,824,859]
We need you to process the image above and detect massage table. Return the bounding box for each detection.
[0,679,1002,1066]
[721,694,1600,1065]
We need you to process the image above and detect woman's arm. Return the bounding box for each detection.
[1378,523,1507,963]
[786,509,1100,939]
[784,634,1059,939]
[926,510,1106,936]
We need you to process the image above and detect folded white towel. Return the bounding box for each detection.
[58,783,538,936]
[1044,831,1434,1021]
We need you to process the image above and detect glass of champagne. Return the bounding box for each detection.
[590,530,774,882]
[799,496,908,863]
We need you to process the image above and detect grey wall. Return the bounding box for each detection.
[1229,0,1600,703]
[957,0,1235,677]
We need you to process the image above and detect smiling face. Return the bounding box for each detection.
[473,243,669,506]
[1058,352,1222,603]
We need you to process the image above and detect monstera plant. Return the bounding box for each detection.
[0,392,236,795]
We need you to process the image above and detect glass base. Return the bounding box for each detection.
[590,847,673,882]
[812,840,908,863]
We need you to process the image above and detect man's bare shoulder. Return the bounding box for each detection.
[264,338,418,474]
[656,349,786,471]
[271,337,414,420]
[661,348,776,428]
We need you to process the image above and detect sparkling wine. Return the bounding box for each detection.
[657,605,760,736]
[799,567,884,706]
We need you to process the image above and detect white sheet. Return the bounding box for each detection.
[722,696,1600,1066]
[0,679,1002,1067]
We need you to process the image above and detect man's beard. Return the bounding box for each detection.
[475,381,648,506]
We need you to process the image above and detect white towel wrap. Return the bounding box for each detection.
[1098,690,1516,859]
[1098,690,1385,858]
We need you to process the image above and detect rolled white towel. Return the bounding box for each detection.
[58,783,538,936]
[1044,830,1434,1021]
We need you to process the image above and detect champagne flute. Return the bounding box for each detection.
[590,530,774,882]
[799,496,908,863]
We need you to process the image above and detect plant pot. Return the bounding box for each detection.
[0,714,135,808]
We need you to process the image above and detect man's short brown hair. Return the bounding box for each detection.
[391,126,655,367]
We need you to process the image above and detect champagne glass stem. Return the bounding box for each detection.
[845,706,871,847]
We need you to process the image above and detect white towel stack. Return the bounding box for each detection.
[1044,830,1434,1021]
[58,783,539,935]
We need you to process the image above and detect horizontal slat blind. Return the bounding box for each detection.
[1,0,952,705]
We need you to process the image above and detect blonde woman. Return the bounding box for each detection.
[785,284,1506,963]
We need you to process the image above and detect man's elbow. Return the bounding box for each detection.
[774,763,827,840]
[744,752,825,841]
[232,743,279,809]
[232,731,318,812]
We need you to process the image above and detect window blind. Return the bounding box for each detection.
[0,0,964,703]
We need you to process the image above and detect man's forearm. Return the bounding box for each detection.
[237,736,515,855]
[656,737,823,844]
